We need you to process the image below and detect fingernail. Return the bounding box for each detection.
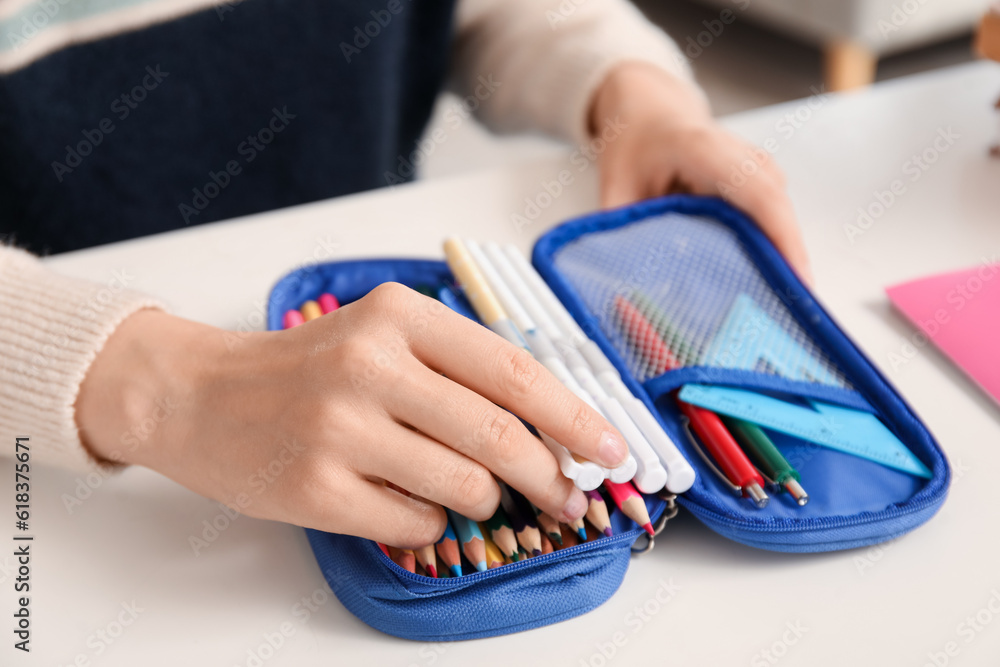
[598,431,628,467]
[562,490,588,522]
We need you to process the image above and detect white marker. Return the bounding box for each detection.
[446,238,609,491]
[484,244,662,490]
[500,243,696,493]
[468,241,640,485]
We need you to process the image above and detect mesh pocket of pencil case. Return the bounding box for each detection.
[266,259,667,641]
[533,195,951,553]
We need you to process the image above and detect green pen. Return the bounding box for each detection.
[721,415,810,506]
[629,289,697,362]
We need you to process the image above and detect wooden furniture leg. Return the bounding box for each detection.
[825,40,877,91]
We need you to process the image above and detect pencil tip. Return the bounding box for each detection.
[475,562,487,572]
[577,528,588,540]
[450,565,463,577]
[532,549,542,557]
[550,533,563,546]
[425,565,438,578]
[642,523,654,536]
[602,528,613,538]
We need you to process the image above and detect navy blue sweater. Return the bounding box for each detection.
[0,0,456,254]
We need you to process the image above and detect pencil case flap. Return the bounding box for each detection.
[267,257,667,640]
[266,258,454,328]
[532,195,951,552]
[305,507,653,641]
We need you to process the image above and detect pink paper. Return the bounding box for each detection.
[886,264,1000,406]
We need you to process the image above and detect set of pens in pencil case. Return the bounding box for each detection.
[266,195,950,641]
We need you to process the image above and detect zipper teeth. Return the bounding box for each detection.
[681,486,945,533]
[374,528,643,585]
[542,208,950,542]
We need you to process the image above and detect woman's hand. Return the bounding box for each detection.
[75,283,629,548]
[589,62,813,284]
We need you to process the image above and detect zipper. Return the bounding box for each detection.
[533,199,950,547]
[679,483,946,534]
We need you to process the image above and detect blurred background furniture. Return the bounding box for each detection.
[679,0,991,90]
[977,1,1000,60]
[422,0,995,180]
[975,2,1000,155]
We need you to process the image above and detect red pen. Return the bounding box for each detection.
[613,295,680,375]
[676,399,769,508]
[615,293,768,508]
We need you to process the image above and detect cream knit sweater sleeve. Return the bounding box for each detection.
[0,247,164,472]
[452,0,698,145]
[1,0,698,472]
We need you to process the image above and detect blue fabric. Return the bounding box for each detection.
[541,211,852,388]
[532,195,950,553]
[1,0,456,254]
[267,259,454,330]
[305,506,657,641]
[268,257,665,640]
[265,194,950,639]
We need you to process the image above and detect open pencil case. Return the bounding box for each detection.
[266,195,950,641]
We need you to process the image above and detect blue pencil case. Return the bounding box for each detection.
[266,195,950,641]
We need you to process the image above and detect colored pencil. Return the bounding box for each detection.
[484,505,520,562]
[435,518,463,578]
[300,299,323,321]
[628,290,696,361]
[498,483,542,557]
[377,542,390,558]
[539,532,554,555]
[532,504,564,546]
[317,293,340,314]
[584,489,613,538]
[567,517,588,541]
[282,309,304,329]
[384,483,439,577]
[414,543,438,578]
[604,480,654,536]
[482,529,507,570]
[443,238,508,327]
[388,546,416,573]
[558,523,581,549]
[446,509,487,573]
[613,294,680,375]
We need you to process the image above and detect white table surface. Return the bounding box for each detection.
[6,61,1000,666]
